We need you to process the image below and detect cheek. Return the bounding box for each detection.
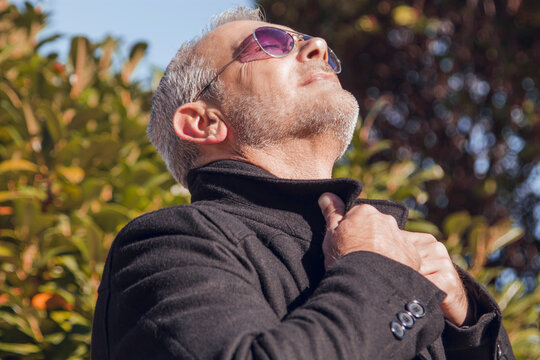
[249,62,295,96]
[222,56,297,100]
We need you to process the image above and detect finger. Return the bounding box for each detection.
[419,253,455,277]
[416,241,450,260]
[318,192,345,230]
[403,231,438,246]
[419,261,445,276]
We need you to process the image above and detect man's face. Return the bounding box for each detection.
[201,20,359,155]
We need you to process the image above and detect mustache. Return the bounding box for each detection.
[302,61,335,76]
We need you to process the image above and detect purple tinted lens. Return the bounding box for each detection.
[254,27,294,57]
[327,49,341,73]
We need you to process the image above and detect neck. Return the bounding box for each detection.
[239,143,330,180]
[196,133,343,180]
[242,132,345,179]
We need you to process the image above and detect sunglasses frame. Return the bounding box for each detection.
[193,26,341,102]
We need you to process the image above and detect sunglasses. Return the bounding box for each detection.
[193,26,342,101]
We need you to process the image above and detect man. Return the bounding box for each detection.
[92,6,514,360]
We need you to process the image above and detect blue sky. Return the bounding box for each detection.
[11,0,254,82]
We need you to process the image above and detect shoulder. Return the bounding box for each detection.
[111,202,253,260]
[116,204,224,245]
[105,203,253,287]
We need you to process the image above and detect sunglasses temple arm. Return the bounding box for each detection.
[193,57,237,101]
[193,37,256,102]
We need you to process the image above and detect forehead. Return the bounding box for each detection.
[199,20,293,60]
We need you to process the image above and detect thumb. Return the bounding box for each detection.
[318,192,345,231]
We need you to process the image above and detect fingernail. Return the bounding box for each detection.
[318,193,332,209]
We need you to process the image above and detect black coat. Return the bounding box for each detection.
[92,160,514,359]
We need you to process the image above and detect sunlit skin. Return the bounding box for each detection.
[173,20,470,327]
[205,21,340,114]
[173,20,343,180]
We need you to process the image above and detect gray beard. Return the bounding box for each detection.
[221,87,360,158]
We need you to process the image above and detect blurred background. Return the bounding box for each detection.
[1,0,539,358]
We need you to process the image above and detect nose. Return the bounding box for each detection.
[297,36,329,66]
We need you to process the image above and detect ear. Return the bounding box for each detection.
[172,103,228,144]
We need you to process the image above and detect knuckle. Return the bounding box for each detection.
[435,241,449,255]
[354,204,379,215]
[351,205,398,225]
[382,213,398,226]
[441,271,458,287]
[416,233,437,244]
[426,234,438,243]
[323,206,338,219]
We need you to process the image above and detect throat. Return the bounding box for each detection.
[239,135,341,180]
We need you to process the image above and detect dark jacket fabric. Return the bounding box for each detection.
[92,160,514,359]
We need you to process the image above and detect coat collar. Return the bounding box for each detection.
[187,159,408,241]
[187,159,363,212]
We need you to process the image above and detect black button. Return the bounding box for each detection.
[406,300,426,318]
[397,310,415,328]
[390,320,406,340]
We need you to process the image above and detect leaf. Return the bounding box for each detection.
[38,103,65,142]
[0,187,46,203]
[81,178,107,202]
[79,135,122,169]
[443,211,471,238]
[498,281,525,311]
[363,140,393,160]
[129,160,161,185]
[66,108,108,132]
[77,217,105,263]
[0,342,41,355]
[57,166,85,184]
[40,244,78,265]
[36,33,62,50]
[50,311,90,333]
[405,219,442,238]
[0,241,17,258]
[144,172,173,191]
[13,198,56,239]
[121,41,148,83]
[0,159,38,173]
[91,203,131,233]
[410,164,445,183]
[0,125,24,146]
[488,224,524,254]
[0,311,36,339]
[97,36,118,78]
[68,36,96,98]
[42,332,66,345]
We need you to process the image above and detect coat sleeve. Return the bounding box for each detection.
[440,266,515,360]
[351,197,515,359]
[92,206,449,360]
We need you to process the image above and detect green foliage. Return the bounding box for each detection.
[1,1,538,359]
[0,2,188,359]
[335,119,539,358]
[259,0,540,273]
[261,0,540,357]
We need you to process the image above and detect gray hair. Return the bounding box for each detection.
[147,6,265,187]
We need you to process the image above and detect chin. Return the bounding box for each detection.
[302,87,359,152]
[221,85,359,151]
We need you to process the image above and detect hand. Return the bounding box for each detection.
[318,192,469,326]
[318,192,421,272]
[408,233,469,326]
